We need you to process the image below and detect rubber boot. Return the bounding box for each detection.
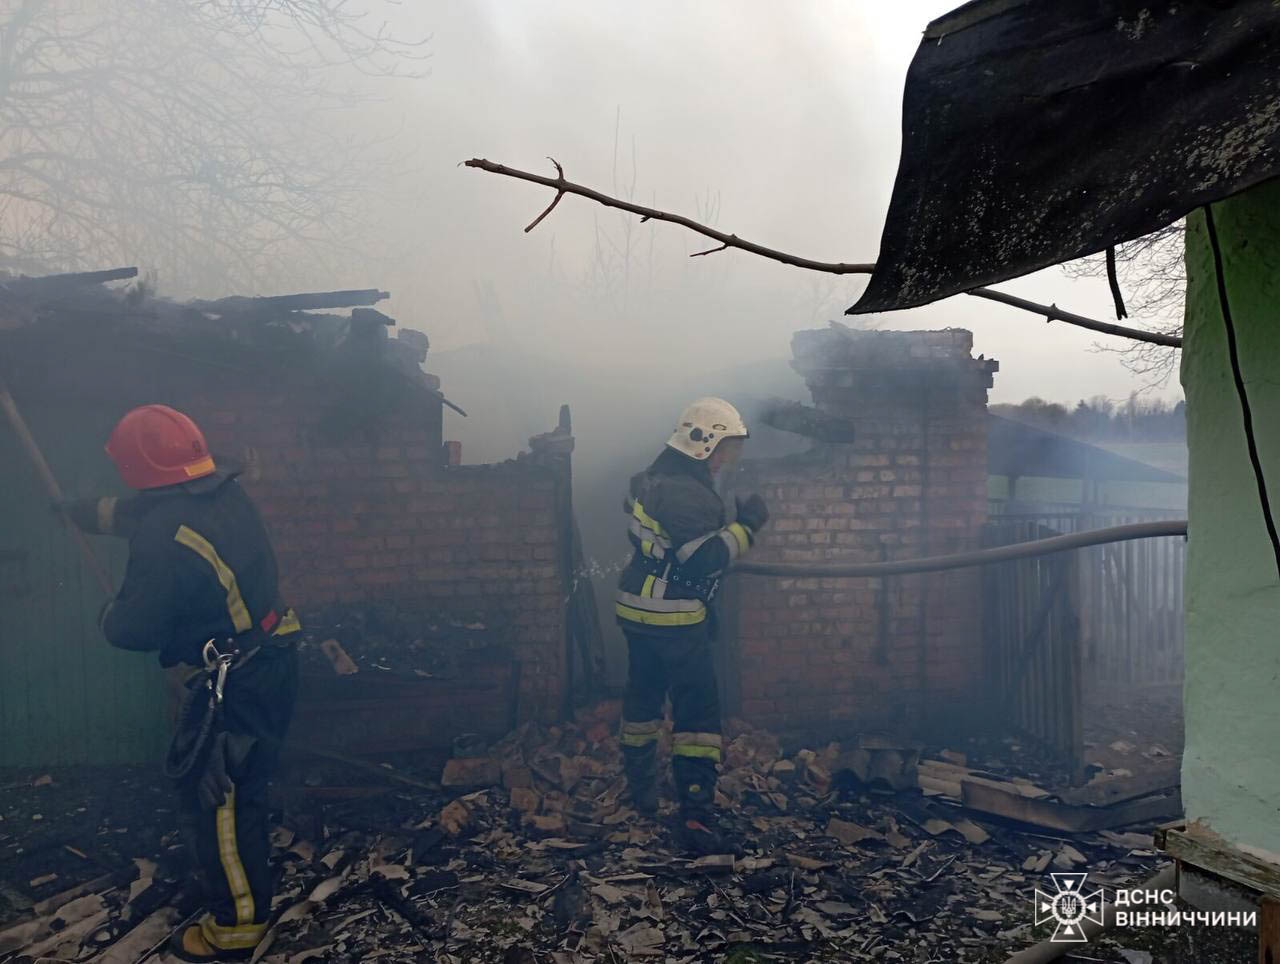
[622,742,659,817]
[168,923,256,962]
[674,810,734,857]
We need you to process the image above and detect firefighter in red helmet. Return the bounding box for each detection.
[64,404,299,962]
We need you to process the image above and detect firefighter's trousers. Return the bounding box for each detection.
[175,644,298,952]
[620,627,722,816]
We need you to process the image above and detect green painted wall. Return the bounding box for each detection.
[0,403,168,766]
[1181,178,1280,856]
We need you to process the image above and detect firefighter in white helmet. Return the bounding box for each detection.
[615,397,769,854]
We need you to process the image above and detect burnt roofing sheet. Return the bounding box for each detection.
[850,0,1280,315]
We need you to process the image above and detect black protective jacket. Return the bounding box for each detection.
[615,448,756,637]
[97,473,298,666]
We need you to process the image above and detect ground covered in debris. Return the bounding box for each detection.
[0,709,1215,963]
[296,604,501,678]
[1083,683,1184,776]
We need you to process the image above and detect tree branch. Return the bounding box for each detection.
[964,288,1181,348]
[464,157,1184,349]
[464,157,875,275]
[524,157,565,233]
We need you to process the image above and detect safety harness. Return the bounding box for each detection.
[164,608,292,782]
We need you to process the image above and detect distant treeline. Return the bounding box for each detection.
[991,395,1186,443]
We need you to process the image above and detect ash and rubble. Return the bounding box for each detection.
[295,605,502,678]
[1,707,1179,964]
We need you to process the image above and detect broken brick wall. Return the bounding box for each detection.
[188,386,569,726]
[726,329,998,741]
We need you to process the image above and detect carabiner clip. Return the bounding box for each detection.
[201,639,235,705]
[213,655,232,705]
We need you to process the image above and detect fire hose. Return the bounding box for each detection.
[735,520,1187,579]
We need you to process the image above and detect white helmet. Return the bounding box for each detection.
[666,397,749,460]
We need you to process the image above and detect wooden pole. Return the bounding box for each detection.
[0,375,113,594]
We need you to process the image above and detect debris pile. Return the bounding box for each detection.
[297,604,504,678]
[1,713,1177,963]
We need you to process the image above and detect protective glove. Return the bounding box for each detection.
[55,497,110,533]
[735,493,770,533]
[56,495,141,537]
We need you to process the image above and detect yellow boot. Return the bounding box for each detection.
[167,919,260,962]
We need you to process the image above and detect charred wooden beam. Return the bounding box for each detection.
[757,399,857,443]
[194,288,390,314]
[351,307,395,327]
[0,266,138,291]
[439,394,468,417]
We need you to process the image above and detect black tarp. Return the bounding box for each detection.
[850,0,1280,315]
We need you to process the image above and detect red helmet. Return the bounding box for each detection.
[105,404,216,490]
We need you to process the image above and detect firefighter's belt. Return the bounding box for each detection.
[634,554,721,604]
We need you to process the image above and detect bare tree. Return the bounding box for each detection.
[1062,222,1186,384]
[0,0,427,293]
[580,110,739,317]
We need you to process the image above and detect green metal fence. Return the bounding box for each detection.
[0,403,167,766]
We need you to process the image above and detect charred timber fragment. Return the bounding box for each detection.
[757,398,857,443]
[0,266,138,290]
[193,288,390,314]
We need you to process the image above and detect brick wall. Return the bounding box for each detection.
[185,384,569,725]
[727,329,998,740]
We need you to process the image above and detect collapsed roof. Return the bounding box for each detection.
[0,267,453,410]
[851,0,1280,314]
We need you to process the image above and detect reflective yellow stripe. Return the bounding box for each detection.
[174,525,252,634]
[274,609,302,635]
[616,590,701,613]
[200,916,267,950]
[641,575,657,598]
[215,787,256,926]
[622,719,662,735]
[727,522,751,554]
[641,539,654,558]
[632,501,667,537]
[672,731,723,762]
[619,716,660,747]
[673,731,722,748]
[673,744,722,761]
[621,719,661,746]
[615,602,706,627]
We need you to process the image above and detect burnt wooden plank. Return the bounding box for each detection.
[962,779,1182,833]
[1160,826,1280,900]
[193,289,390,314]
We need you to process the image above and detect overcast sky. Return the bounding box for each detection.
[359,0,1183,406]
